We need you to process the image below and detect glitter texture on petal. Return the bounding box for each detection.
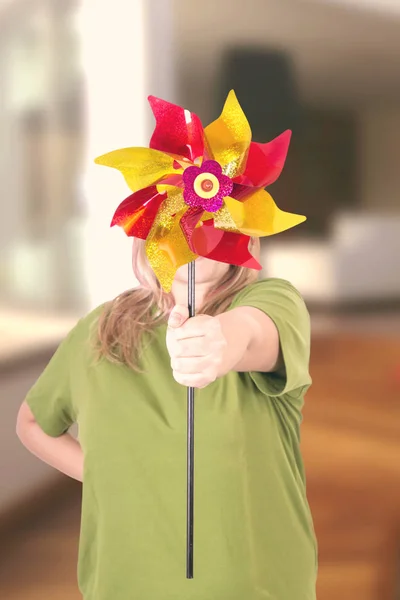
[95,147,182,193]
[111,186,167,239]
[219,189,306,237]
[148,96,205,162]
[204,90,252,179]
[144,188,197,291]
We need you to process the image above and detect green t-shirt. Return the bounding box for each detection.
[25,277,318,600]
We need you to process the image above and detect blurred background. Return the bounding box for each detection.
[0,0,399,598]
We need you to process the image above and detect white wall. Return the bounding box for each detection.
[79,0,177,310]
[78,0,150,309]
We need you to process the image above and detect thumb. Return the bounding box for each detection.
[168,305,189,328]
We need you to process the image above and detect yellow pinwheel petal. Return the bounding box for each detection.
[95,147,182,193]
[214,190,306,237]
[145,190,197,292]
[211,203,239,233]
[200,211,216,223]
[204,90,251,179]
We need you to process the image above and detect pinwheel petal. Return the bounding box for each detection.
[204,90,251,179]
[148,96,204,162]
[180,207,204,253]
[96,91,306,292]
[145,190,197,292]
[235,130,292,188]
[190,220,261,269]
[95,147,182,193]
[215,190,306,237]
[111,186,167,239]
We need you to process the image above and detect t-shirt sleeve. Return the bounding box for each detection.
[24,324,80,437]
[229,278,312,398]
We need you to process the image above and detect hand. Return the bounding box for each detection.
[166,305,228,388]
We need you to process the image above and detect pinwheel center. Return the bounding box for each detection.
[201,179,213,192]
[194,172,220,199]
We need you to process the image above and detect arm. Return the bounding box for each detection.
[167,279,311,394]
[226,278,312,397]
[16,400,84,483]
[166,303,282,389]
[216,306,282,375]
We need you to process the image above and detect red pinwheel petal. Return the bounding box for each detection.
[235,130,292,189]
[158,173,184,188]
[148,96,205,163]
[189,220,262,269]
[111,186,167,239]
[179,206,204,251]
[230,182,254,201]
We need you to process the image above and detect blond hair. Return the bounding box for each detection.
[96,237,260,371]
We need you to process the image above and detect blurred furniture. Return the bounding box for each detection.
[0,0,84,312]
[218,47,301,139]
[263,212,400,304]
[303,328,400,600]
[216,47,358,236]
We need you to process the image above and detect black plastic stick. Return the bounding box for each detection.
[186,260,195,579]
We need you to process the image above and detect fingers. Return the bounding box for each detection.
[168,305,189,329]
[172,316,221,341]
[171,354,218,375]
[166,313,226,388]
[168,328,226,360]
[170,341,225,389]
[172,368,218,389]
[171,336,209,358]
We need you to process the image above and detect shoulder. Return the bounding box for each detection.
[232,277,307,306]
[79,302,108,329]
[230,277,310,331]
[66,303,107,346]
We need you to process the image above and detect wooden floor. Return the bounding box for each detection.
[0,484,82,600]
[304,333,400,600]
[1,332,399,599]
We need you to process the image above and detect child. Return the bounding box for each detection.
[16,236,318,600]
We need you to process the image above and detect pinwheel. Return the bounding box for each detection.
[95,90,306,578]
[95,90,305,293]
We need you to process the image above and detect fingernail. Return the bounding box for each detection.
[170,314,182,326]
